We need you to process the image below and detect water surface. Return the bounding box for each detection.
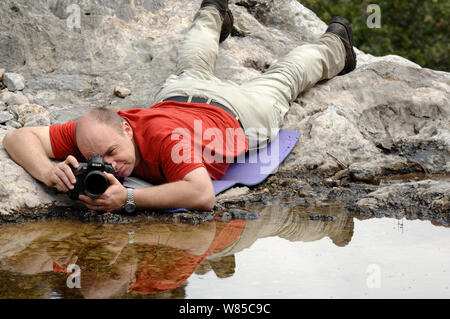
[0,202,448,299]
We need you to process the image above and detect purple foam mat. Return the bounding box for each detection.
[123,129,301,213]
[212,129,301,194]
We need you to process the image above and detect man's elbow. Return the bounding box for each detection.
[183,167,216,211]
[197,192,216,211]
[2,130,14,151]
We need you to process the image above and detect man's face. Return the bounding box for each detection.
[76,121,138,177]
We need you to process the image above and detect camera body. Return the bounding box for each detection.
[67,155,116,200]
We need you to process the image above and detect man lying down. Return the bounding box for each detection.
[3,0,356,213]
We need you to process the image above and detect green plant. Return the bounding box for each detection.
[299,0,449,71]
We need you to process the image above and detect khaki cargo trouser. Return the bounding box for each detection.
[153,6,346,150]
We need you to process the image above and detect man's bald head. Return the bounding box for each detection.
[76,107,126,140]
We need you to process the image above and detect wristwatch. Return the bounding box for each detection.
[123,188,136,213]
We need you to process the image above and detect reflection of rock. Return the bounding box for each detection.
[208,255,236,278]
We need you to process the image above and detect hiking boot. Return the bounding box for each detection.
[200,0,234,43]
[325,16,357,75]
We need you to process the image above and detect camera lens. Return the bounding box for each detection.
[84,171,109,197]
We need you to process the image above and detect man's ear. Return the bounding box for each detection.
[123,121,133,139]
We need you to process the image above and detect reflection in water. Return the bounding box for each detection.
[0,202,353,298]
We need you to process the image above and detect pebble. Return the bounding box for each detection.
[1,91,29,106]
[308,214,337,221]
[0,111,14,124]
[5,120,22,129]
[3,73,25,91]
[217,212,232,221]
[228,209,259,220]
[114,86,131,98]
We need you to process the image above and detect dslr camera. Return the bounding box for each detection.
[67,155,116,200]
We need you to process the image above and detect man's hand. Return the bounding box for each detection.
[79,173,127,212]
[44,155,79,191]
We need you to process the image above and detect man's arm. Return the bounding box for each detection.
[79,167,216,212]
[134,167,216,211]
[4,128,216,211]
[2,127,79,191]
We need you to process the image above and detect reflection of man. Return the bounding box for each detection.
[206,202,354,262]
[2,0,356,212]
[127,220,246,296]
[0,204,354,298]
[0,219,244,298]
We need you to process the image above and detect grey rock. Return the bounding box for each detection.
[348,156,425,184]
[308,214,337,221]
[49,108,85,124]
[0,101,6,111]
[7,103,50,126]
[347,180,450,222]
[280,62,450,177]
[5,120,22,129]
[3,73,25,91]
[23,114,51,127]
[228,209,260,220]
[24,93,35,104]
[1,91,29,106]
[0,111,14,124]
[217,211,233,221]
[27,73,90,92]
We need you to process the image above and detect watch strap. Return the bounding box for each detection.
[123,188,136,212]
[127,188,134,204]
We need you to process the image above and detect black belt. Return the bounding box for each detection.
[163,95,243,129]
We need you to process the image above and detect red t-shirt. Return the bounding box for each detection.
[49,101,248,184]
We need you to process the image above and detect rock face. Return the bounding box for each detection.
[0,0,448,218]
[347,180,450,224]
[2,73,25,91]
